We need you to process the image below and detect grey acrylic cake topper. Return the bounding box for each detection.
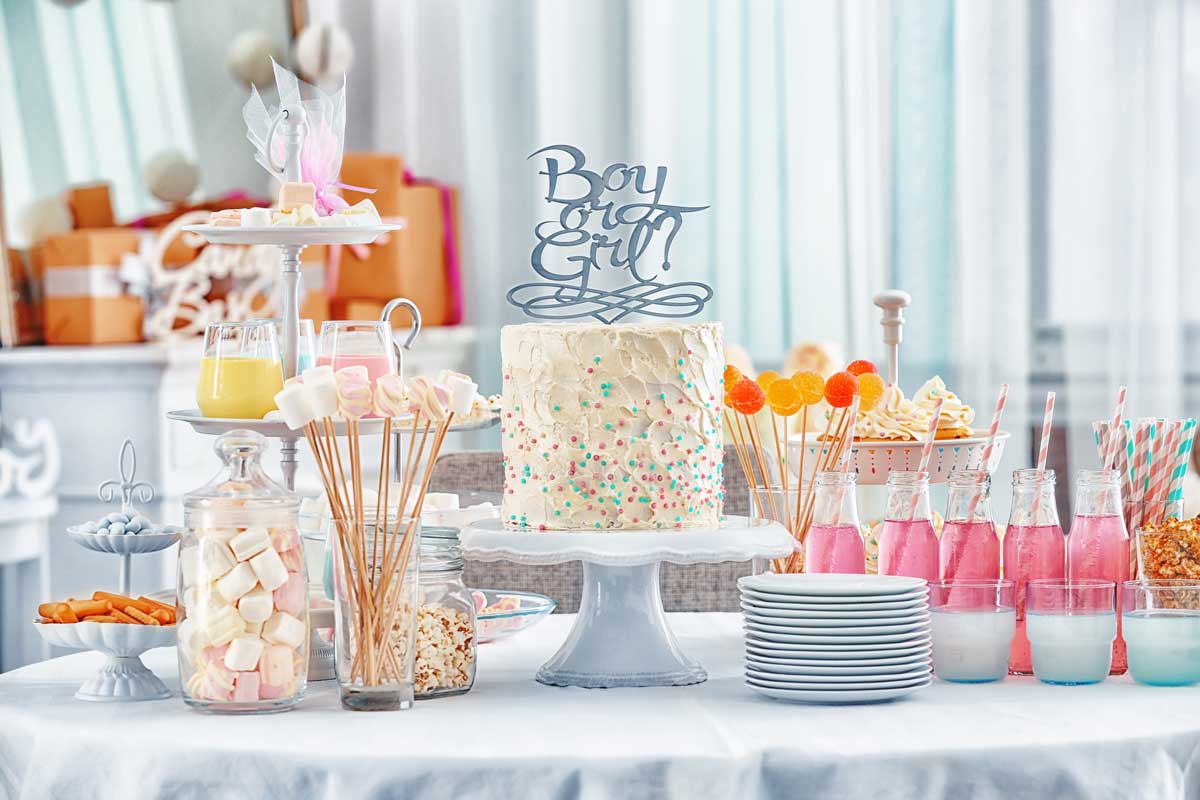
[508,144,714,324]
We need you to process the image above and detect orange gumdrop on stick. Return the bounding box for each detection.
[824,371,859,409]
[766,379,802,416]
[723,365,743,388]
[791,371,825,406]
[729,377,766,415]
[846,359,878,376]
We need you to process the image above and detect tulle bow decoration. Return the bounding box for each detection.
[242,60,362,215]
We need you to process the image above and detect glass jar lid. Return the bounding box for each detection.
[184,430,299,525]
[420,526,464,572]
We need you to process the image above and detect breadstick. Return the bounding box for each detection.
[93,592,154,615]
[138,596,177,617]
[110,608,139,625]
[124,606,159,625]
[86,616,119,623]
[67,599,111,618]
[38,602,65,619]
[149,609,173,625]
[52,607,79,624]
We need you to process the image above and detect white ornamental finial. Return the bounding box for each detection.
[873,289,911,386]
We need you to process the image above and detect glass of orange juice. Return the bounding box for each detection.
[197,321,284,418]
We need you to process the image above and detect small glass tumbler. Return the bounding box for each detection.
[1026,579,1117,685]
[330,514,420,710]
[196,321,284,419]
[749,485,802,572]
[929,580,1015,683]
[318,320,398,388]
[1122,580,1200,686]
[251,318,317,374]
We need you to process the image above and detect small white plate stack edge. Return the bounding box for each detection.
[738,573,932,704]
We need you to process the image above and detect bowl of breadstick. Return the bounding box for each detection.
[34,591,177,702]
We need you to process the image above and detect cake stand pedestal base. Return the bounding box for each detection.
[461,517,793,689]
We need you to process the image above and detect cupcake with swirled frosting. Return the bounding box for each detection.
[853,384,933,441]
[913,376,975,439]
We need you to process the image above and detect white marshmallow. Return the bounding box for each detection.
[224,635,265,671]
[244,620,263,638]
[216,562,258,602]
[237,586,274,624]
[273,383,315,430]
[203,604,246,648]
[445,375,478,416]
[179,546,199,588]
[302,366,339,418]
[240,206,273,227]
[229,527,271,561]
[263,611,306,650]
[199,538,236,581]
[424,492,460,512]
[177,617,202,660]
[250,547,289,592]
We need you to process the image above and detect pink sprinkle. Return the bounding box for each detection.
[616,439,624,446]
[587,368,593,373]
[599,443,606,450]
[570,436,577,443]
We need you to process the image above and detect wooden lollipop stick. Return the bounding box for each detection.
[724,410,765,518]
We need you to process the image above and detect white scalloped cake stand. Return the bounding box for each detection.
[460,516,793,688]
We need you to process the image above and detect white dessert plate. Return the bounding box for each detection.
[747,654,931,675]
[746,641,931,660]
[742,608,931,627]
[182,223,403,246]
[748,673,931,692]
[746,666,931,686]
[741,603,928,621]
[740,595,929,613]
[748,679,931,704]
[745,627,929,645]
[739,573,927,597]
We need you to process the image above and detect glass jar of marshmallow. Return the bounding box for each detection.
[178,430,308,713]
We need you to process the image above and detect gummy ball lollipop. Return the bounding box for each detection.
[846,359,878,377]
[765,378,802,416]
[729,377,766,416]
[856,372,885,412]
[756,370,782,391]
[724,364,743,387]
[823,371,859,409]
[791,371,826,406]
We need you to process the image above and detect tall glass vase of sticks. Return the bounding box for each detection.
[273,367,478,710]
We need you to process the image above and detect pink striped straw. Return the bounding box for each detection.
[978,383,1009,474]
[1035,391,1056,472]
[1103,386,1128,470]
[907,397,943,519]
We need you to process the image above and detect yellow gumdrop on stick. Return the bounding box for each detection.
[791,371,825,406]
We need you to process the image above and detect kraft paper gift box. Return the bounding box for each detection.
[66,183,115,229]
[340,153,406,216]
[39,229,143,345]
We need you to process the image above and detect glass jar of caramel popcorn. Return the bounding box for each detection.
[178,430,308,714]
[414,526,477,699]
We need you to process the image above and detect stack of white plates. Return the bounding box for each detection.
[738,573,932,704]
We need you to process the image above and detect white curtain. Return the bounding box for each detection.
[323,0,1200,510]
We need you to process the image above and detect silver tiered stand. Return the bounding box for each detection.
[460,517,793,688]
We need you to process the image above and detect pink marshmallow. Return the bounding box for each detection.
[270,526,302,552]
[258,681,288,700]
[233,671,261,702]
[280,547,303,574]
[274,572,306,616]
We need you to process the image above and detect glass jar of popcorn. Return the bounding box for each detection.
[178,430,308,714]
[415,526,477,698]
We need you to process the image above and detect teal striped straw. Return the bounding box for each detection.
[1165,418,1198,514]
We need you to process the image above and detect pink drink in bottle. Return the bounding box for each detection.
[939,470,1001,581]
[805,472,865,574]
[1004,468,1065,674]
[1067,469,1129,674]
[879,471,938,581]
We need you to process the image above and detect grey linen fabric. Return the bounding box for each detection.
[430,451,754,613]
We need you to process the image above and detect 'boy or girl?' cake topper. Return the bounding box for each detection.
[508,145,713,324]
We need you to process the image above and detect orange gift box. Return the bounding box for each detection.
[340,153,406,217]
[66,183,115,229]
[39,229,143,345]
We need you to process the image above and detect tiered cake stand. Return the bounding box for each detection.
[461,517,793,688]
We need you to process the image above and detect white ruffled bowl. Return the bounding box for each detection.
[33,620,175,701]
[787,432,1010,486]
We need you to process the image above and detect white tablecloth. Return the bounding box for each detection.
[2,613,1199,799]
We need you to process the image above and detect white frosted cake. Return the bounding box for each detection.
[500,321,724,530]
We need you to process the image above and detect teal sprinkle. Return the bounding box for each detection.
[660,393,667,400]
[675,435,683,442]
[603,391,610,397]
[676,516,682,522]
[565,501,572,507]
[553,405,561,411]
[678,373,686,380]
[595,522,602,529]
[623,476,630,482]
[677,358,684,365]
[605,423,613,430]
[579,460,588,467]
[632,406,639,413]
[509,514,516,520]
[628,460,637,467]
[555,510,561,516]
[542,487,548,493]
[580,443,586,449]
[686,382,693,389]
[598,497,604,503]
[582,400,590,407]
[613,498,621,506]
[520,478,527,484]
[594,356,601,363]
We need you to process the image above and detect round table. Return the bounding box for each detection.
[2,613,1199,799]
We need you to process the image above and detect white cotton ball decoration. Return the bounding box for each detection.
[144,150,199,205]
[293,23,355,84]
[227,30,283,89]
[16,196,72,247]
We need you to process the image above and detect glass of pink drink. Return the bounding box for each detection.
[1004,468,1065,674]
[805,472,865,574]
[879,471,938,581]
[1067,469,1129,674]
[317,321,400,417]
[940,470,1001,581]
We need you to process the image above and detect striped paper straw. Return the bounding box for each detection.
[1103,386,1128,470]
[1155,420,1183,520]
[1166,419,1198,514]
[907,398,944,520]
[1130,420,1152,532]
[1036,392,1056,472]
[978,383,1009,474]
[1144,420,1170,525]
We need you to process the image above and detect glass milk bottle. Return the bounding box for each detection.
[940,470,1001,581]
[178,430,308,713]
[805,472,865,574]
[1067,469,1129,674]
[878,471,939,582]
[1004,469,1066,675]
